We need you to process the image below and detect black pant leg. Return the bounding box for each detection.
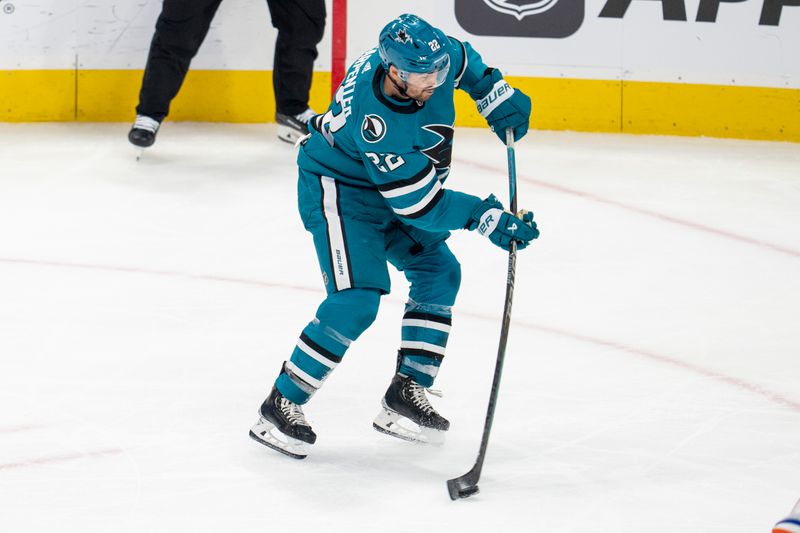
[136,0,224,122]
[265,0,326,116]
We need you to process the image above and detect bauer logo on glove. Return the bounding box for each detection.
[477,207,502,236]
[476,80,514,118]
[470,69,532,143]
[468,195,539,251]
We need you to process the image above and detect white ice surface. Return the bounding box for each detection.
[0,123,799,532]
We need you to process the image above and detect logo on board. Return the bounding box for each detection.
[455,0,796,37]
[455,0,584,38]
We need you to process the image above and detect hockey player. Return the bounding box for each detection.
[773,499,800,533]
[249,13,539,459]
[128,0,326,156]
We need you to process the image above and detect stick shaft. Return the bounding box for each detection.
[466,128,519,479]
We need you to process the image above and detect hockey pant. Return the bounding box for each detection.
[274,171,462,404]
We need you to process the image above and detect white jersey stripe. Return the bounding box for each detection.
[402,318,451,333]
[297,338,339,370]
[320,176,352,291]
[392,178,442,217]
[380,166,436,199]
[400,340,447,356]
[286,361,323,389]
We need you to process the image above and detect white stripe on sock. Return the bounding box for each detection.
[286,361,323,389]
[402,318,451,333]
[400,340,447,356]
[297,338,339,370]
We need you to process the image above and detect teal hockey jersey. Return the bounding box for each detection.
[298,37,497,234]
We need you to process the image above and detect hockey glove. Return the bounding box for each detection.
[467,195,539,251]
[473,69,531,143]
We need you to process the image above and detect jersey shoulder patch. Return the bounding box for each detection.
[361,114,387,143]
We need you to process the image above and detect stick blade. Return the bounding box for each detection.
[447,470,480,500]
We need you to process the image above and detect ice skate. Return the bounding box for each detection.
[249,386,316,459]
[373,373,449,445]
[128,115,160,160]
[276,108,315,144]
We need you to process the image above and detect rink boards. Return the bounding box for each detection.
[0,0,798,142]
[2,70,798,142]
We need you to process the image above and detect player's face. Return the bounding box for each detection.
[404,73,438,101]
[389,67,439,102]
[403,57,449,102]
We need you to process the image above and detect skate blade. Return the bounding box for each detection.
[372,407,446,445]
[249,418,309,459]
[134,147,144,161]
[277,125,303,144]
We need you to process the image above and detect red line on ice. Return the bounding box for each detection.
[0,448,124,471]
[0,257,321,294]
[518,320,800,413]
[1,257,797,413]
[456,158,800,259]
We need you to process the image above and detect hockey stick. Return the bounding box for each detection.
[447,127,519,500]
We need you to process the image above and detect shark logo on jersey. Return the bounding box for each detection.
[361,114,387,143]
[421,124,454,170]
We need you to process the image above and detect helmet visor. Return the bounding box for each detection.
[399,54,450,89]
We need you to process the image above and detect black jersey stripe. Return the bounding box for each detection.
[376,161,435,193]
[398,188,444,220]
